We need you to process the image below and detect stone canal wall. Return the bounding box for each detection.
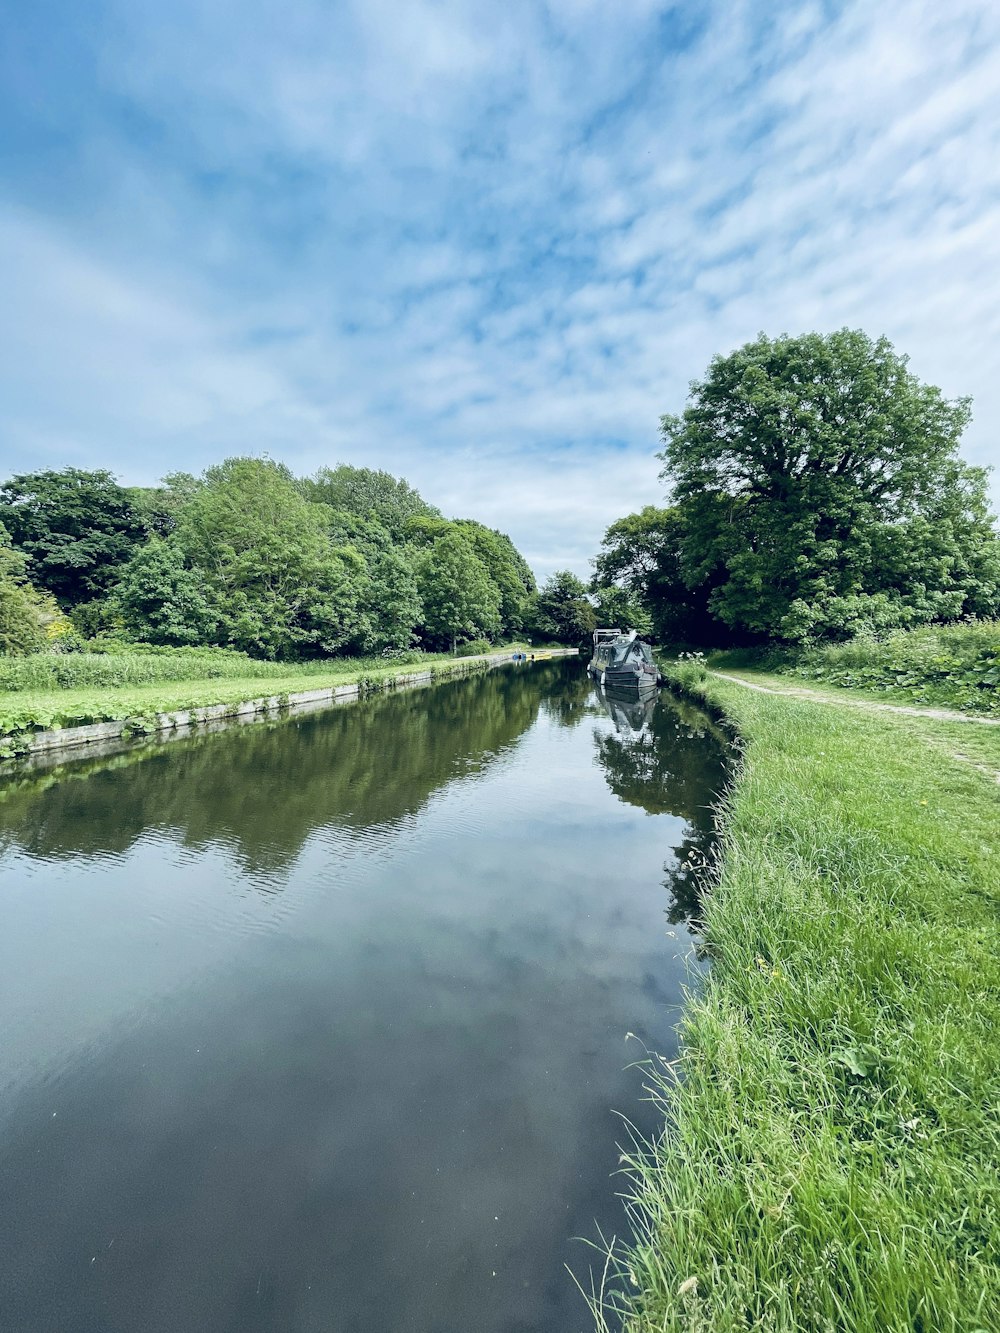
[14,650,580,758]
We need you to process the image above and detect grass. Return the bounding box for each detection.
[0,643,434,693]
[0,645,536,753]
[598,659,1000,1332]
[711,622,1000,716]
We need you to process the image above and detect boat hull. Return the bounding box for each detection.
[589,663,659,692]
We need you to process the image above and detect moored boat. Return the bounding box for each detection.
[587,628,661,692]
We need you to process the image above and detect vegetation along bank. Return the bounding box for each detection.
[596,656,1000,1331]
[586,329,1000,1329]
[0,459,601,661]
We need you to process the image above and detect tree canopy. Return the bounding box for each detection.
[658,329,999,641]
[172,458,365,659]
[416,529,501,651]
[0,524,56,655]
[0,468,146,607]
[301,466,440,539]
[529,571,596,645]
[0,456,539,661]
[595,329,1000,646]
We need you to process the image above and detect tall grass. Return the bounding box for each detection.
[0,644,426,693]
[789,621,1000,714]
[598,666,1000,1331]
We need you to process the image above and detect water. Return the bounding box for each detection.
[0,660,726,1333]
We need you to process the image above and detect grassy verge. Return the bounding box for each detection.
[602,661,1000,1332]
[0,649,516,754]
[709,622,1000,716]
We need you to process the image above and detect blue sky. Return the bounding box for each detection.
[2,0,999,580]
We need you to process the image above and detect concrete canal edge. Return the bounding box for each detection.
[12,649,581,759]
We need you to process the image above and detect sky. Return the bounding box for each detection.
[2,0,999,582]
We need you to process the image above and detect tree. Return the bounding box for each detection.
[416,530,501,651]
[0,524,52,654]
[108,540,216,646]
[0,468,146,607]
[530,571,596,645]
[303,465,441,539]
[355,548,423,654]
[589,585,652,638]
[174,457,364,658]
[660,329,1000,641]
[128,472,203,539]
[455,520,536,635]
[592,506,721,643]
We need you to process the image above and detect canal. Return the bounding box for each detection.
[0,659,726,1333]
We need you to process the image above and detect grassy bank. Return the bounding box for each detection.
[711,621,1000,716]
[603,661,1000,1332]
[0,645,545,755]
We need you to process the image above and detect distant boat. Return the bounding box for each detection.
[587,628,662,692]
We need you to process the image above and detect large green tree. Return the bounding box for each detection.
[529,570,596,645]
[302,465,440,539]
[416,530,501,651]
[354,548,423,655]
[108,539,216,646]
[174,457,364,658]
[660,329,1000,641]
[455,520,536,635]
[592,505,720,643]
[0,468,146,607]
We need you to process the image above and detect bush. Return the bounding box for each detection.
[454,638,493,657]
[791,621,1000,713]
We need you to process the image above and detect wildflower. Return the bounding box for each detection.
[678,1276,699,1298]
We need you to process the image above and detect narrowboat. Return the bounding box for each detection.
[587,628,662,692]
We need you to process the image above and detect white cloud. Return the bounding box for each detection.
[1,0,999,582]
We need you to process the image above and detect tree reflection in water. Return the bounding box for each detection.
[590,681,728,933]
[0,667,546,878]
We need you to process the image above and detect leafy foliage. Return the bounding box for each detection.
[416,529,501,650]
[302,465,440,538]
[108,540,216,646]
[658,329,1000,642]
[455,520,536,634]
[173,458,365,659]
[790,621,1000,714]
[0,468,146,607]
[529,570,596,645]
[0,525,52,655]
[592,506,730,645]
[0,456,535,662]
[355,547,423,655]
[588,584,651,637]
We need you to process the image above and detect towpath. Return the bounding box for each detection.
[707,668,1000,783]
[708,669,1000,727]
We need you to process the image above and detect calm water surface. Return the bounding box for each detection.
[0,660,725,1333]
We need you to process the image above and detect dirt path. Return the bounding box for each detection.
[710,670,1000,727]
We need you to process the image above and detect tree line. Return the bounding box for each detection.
[0,459,588,659]
[594,329,1000,646]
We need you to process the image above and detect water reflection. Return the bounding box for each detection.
[0,668,544,879]
[591,682,727,932]
[0,662,727,1333]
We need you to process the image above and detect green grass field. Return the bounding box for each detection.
[601,662,1000,1332]
[0,648,510,752]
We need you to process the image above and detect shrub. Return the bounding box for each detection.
[791,621,1000,713]
[455,638,492,657]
